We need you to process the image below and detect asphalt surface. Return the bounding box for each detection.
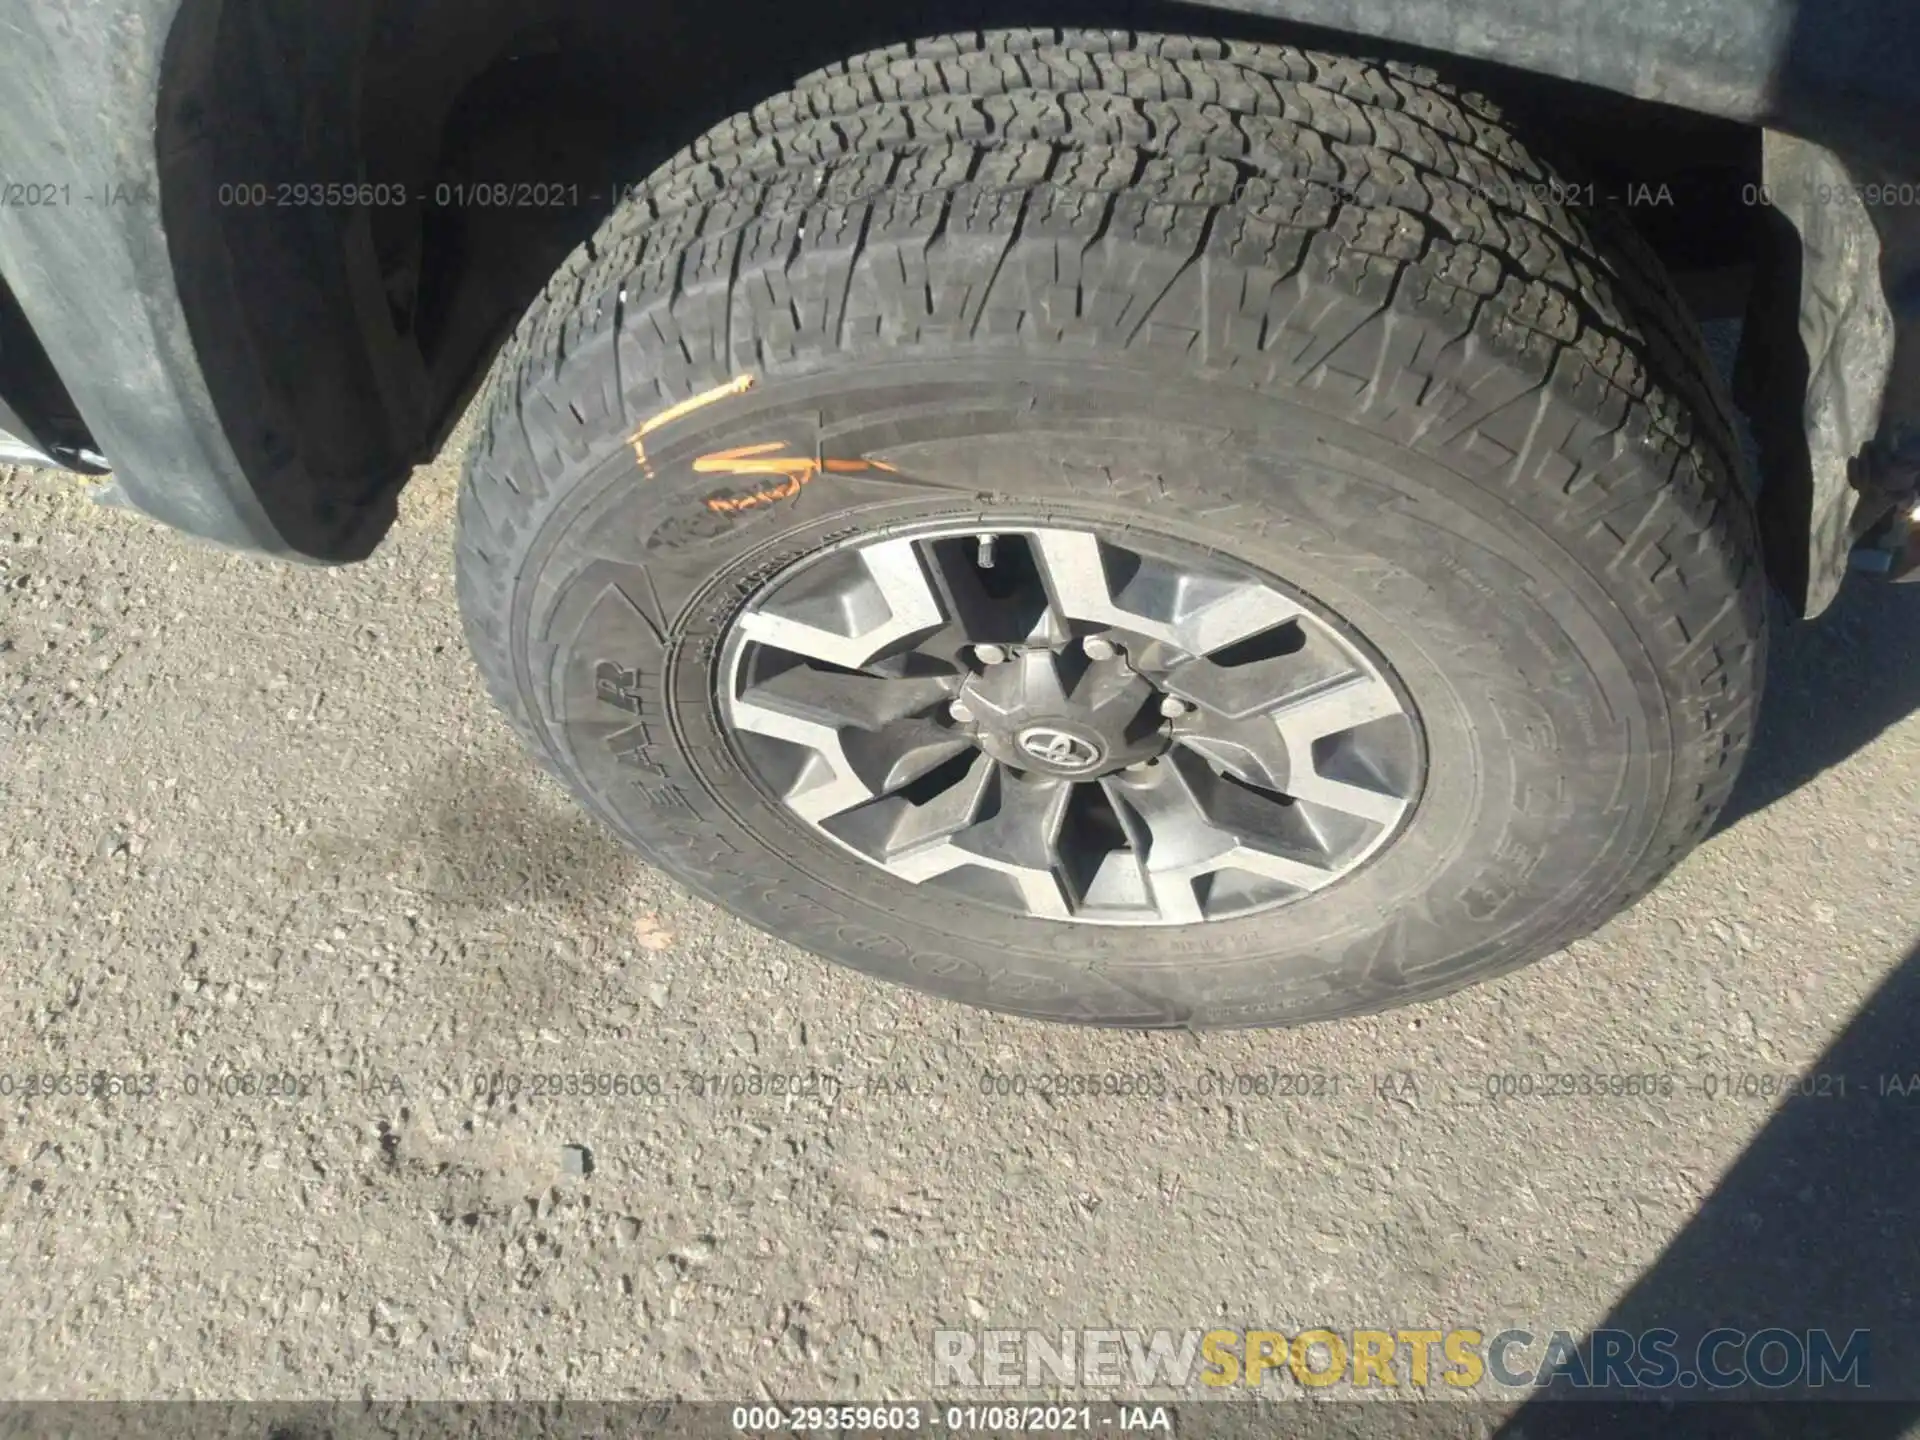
[1,434,1916,1410]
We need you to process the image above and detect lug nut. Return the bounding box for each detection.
[1082,636,1118,661]
[1158,695,1191,719]
[973,643,1008,666]
[949,699,976,724]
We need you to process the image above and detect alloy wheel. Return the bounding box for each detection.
[720,524,1422,925]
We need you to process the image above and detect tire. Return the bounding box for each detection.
[455,29,1767,1028]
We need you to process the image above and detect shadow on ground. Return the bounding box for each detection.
[304,745,648,927]
[1717,576,1920,831]
[1492,940,1920,1437]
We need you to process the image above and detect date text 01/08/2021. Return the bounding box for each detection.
[729,1404,1173,1433]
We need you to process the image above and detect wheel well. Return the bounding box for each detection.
[156,0,1763,560]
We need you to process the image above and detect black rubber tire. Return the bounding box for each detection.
[455,29,1768,1028]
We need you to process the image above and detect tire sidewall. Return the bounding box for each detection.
[504,356,1668,1026]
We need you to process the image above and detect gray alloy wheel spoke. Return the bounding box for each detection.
[954,770,1070,872]
[1096,772,1211,924]
[1265,673,1410,826]
[1174,711,1297,793]
[1155,622,1357,721]
[735,535,947,670]
[1181,584,1309,659]
[1027,531,1119,640]
[723,523,1423,925]
[1106,752,1343,900]
[1029,530,1306,655]
[1173,673,1411,827]
[726,696,878,823]
[840,717,978,794]
[741,665,956,731]
[823,748,997,864]
[888,770,1075,920]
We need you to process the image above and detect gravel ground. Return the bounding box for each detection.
[0,439,1916,1408]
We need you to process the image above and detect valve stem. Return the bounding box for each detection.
[976,533,997,569]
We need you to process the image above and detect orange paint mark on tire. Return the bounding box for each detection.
[629,374,756,473]
[694,442,898,513]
